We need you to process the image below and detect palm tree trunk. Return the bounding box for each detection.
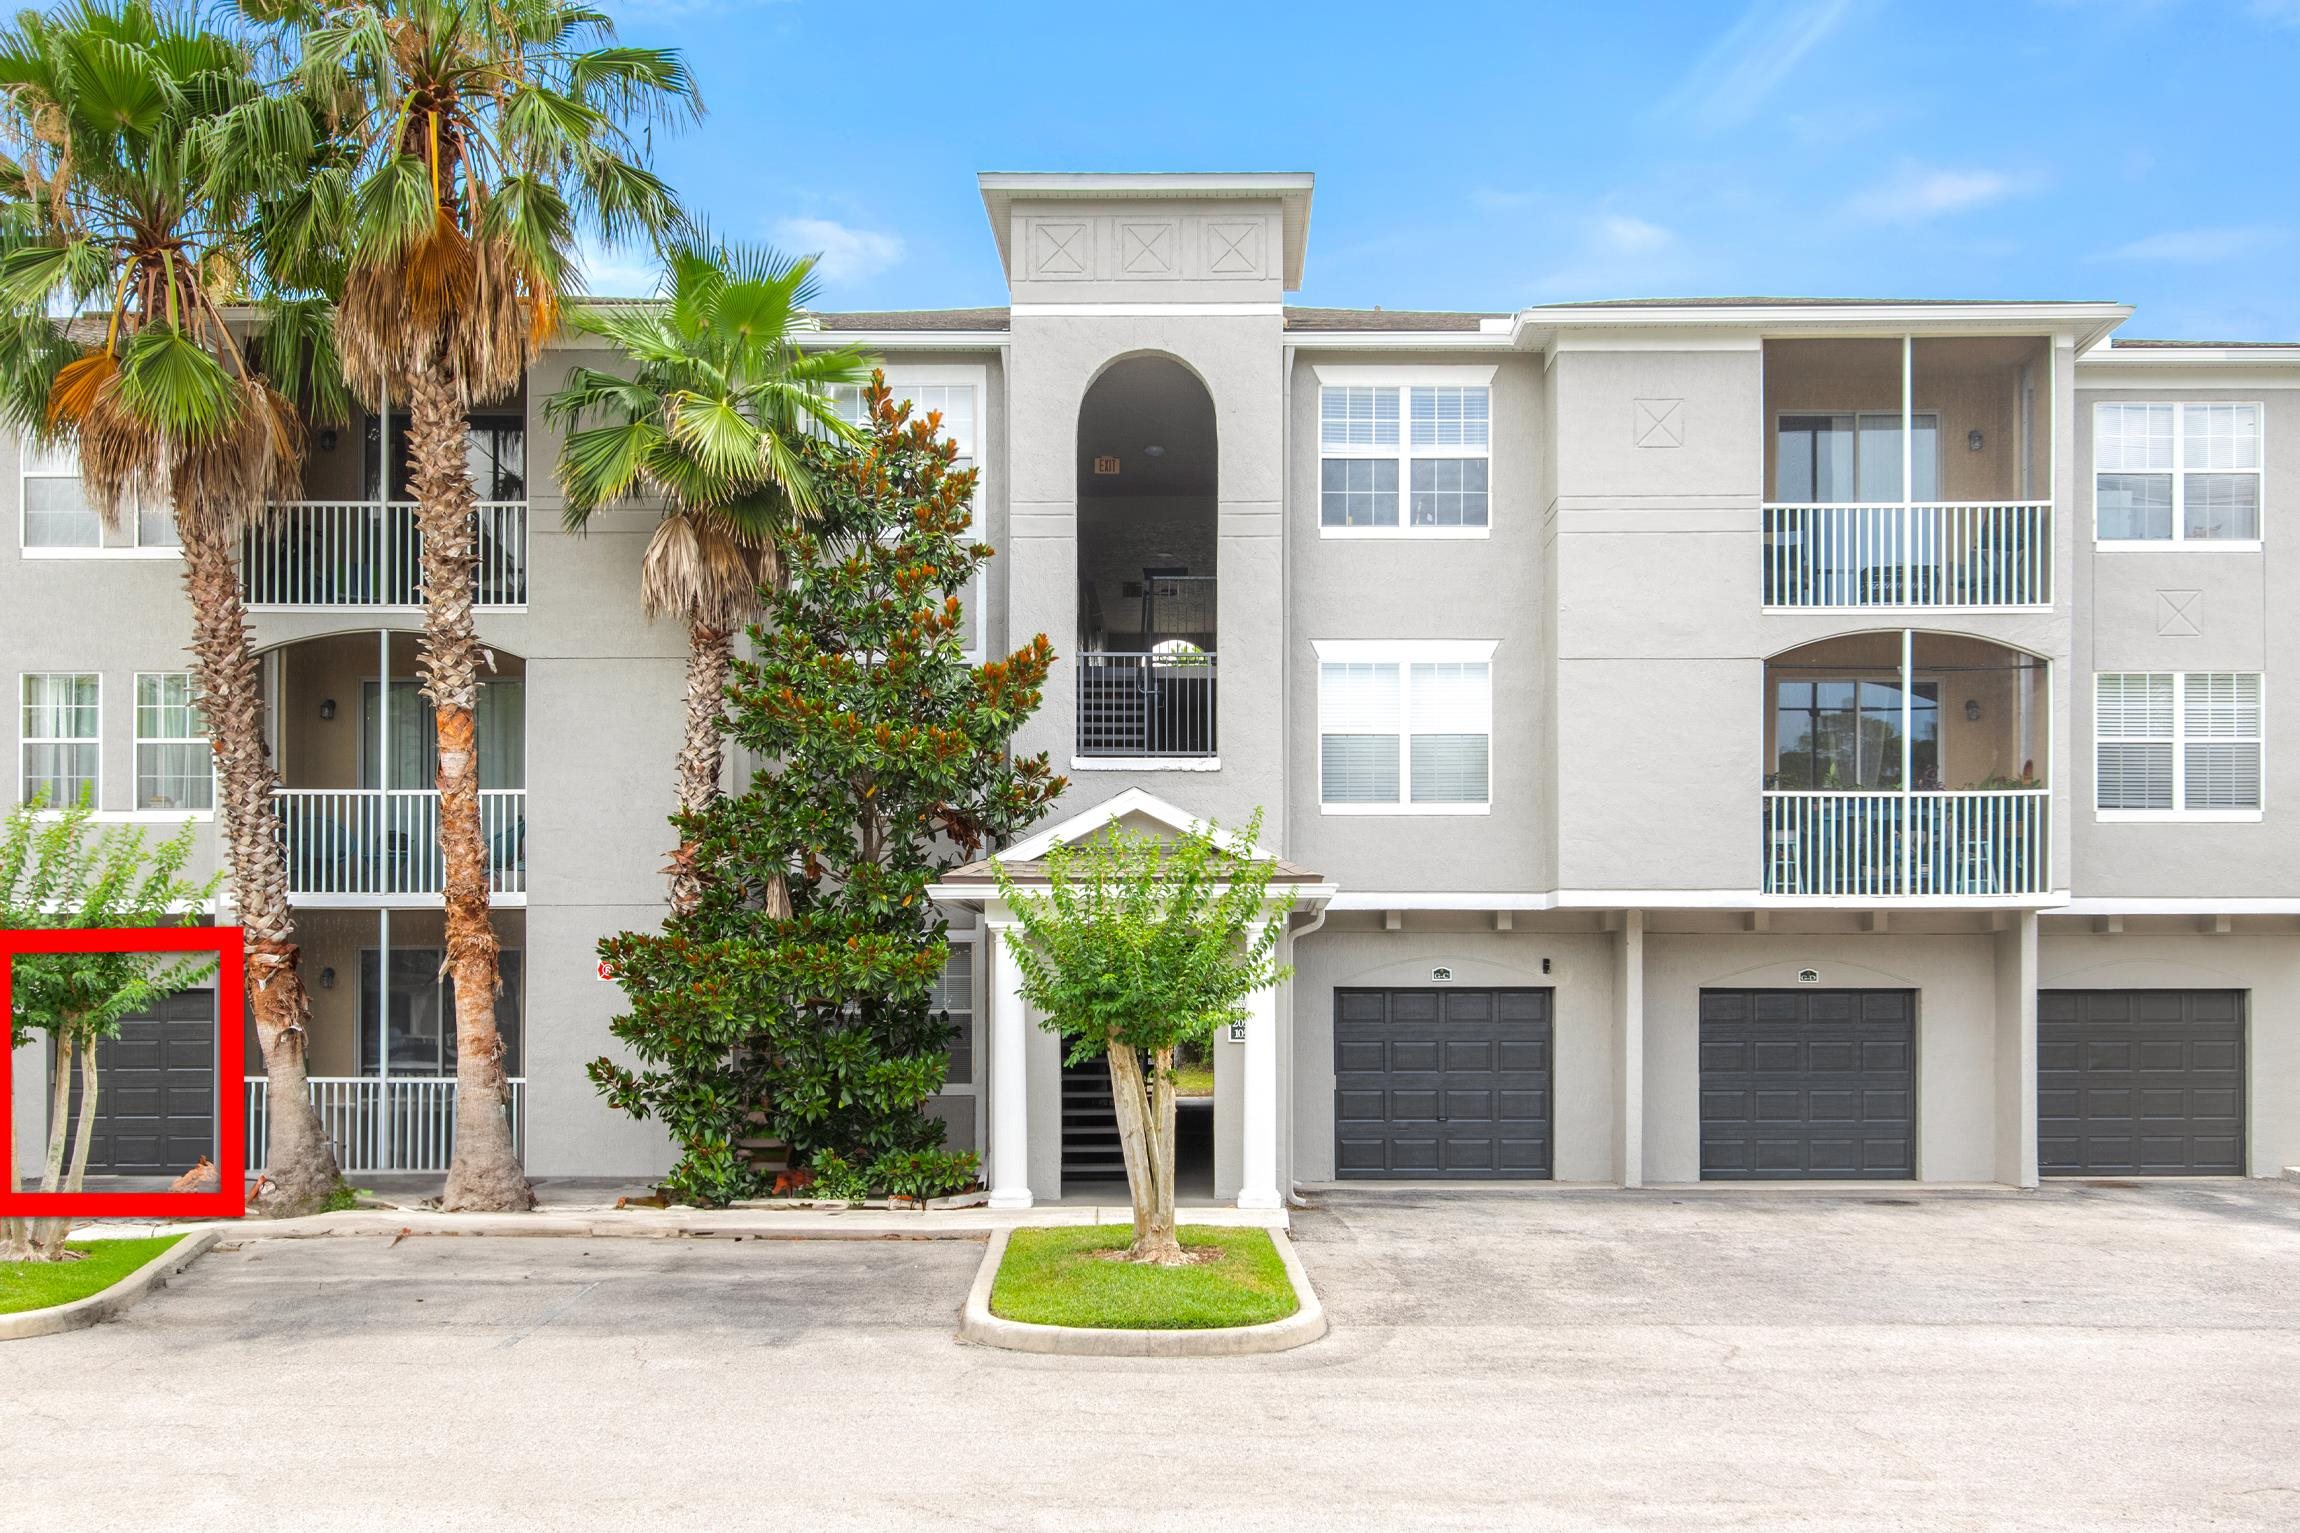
[177,511,344,1216]
[408,366,534,1212]
[669,619,733,916]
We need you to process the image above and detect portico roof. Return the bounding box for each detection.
[927,787,1331,901]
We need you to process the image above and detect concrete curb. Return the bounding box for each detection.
[957,1226,1328,1357]
[0,1228,219,1342]
[127,1203,1287,1244]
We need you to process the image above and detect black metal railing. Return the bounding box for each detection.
[1076,650,1218,757]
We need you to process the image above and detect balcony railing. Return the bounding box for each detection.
[1763,790,2050,897]
[1762,502,2052,609]
[242,500,528,609]
[1077,650,1218,758]
[246,1075,525,1173]
[275,788,526,897]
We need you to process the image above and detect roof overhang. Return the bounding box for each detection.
[978,172,1315,290]
[1509,301,2133,354]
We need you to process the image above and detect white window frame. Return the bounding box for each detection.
[2094,670,2266,822]
[19,671,101,810]
[2092,401,2265,551]
[132,671,216,818]
[1314,639,1496,815]
[19,437,179,559]
[1313,365,1496,541]
[832,367,990,662]
[931,930,979,1097]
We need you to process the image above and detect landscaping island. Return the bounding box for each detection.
[991,1225,1298,1330]
[1,1236,186,1316]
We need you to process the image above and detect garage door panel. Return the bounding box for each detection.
[1700,989,1914,1181]
[1335,987,1552,1180]
[2040,989,2244,1176]
[51,990,215,1177]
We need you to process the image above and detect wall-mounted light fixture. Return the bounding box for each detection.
[319,698,336,721]
[1965,699,1982,722]
[319,966,336,990]
[1967,429,1984,452]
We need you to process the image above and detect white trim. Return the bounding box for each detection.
[1010,302,1283,318]
[843,366,991,662]
[1313,642,1495,816]
[1067,755,1223,772]
[131,670,216,815]
[1510,302,2130,354]
[2050,897,2300,915]
[2092,669,2266,818]
[1286,330,1513,351]
[18,434,176,555]
[2096,809,2264,823]
[1322,889,2077,910]
[1549,332,1764,354]
[933,931,980,1101]
[1315,377,1496,539]
[1311,363,1498,386]
[997,784,1278,863]
[18,546,181,561]
[289,893,530,910]
[2081,346,2300,368]
[801,330,1007,351]
[1317,525,1490,541]
[2090,400,2265,548]
[1312,639,1498,663]
[17,670,100,810]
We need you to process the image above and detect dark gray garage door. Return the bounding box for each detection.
[1334,988,1551,1179]
[1700,989,1914,1180]
[49,989,216,1177]
[2039,990,2245,1176]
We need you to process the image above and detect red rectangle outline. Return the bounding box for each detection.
[0,925,246,1218]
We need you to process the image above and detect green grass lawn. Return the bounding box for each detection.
[990,1224,1298,1330]
[0,1235,185,1315]
[1169,1063,1216,1098]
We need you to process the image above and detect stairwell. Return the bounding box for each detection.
[1060,1053,1129,1183]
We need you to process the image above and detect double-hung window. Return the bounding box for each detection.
[2096,671,2264,817]
[930,938,975,1090]
[1316,641,1494,812]
[2094,403,2262,544]
[135,672,214,811]
[1317,373,1493,535]
[831,372,986,656]
[20,438,176,553]
[21,672,99,807]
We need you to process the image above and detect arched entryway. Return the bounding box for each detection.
[1073,355,1218,759]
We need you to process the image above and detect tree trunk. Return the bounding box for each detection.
[25,1034,76,1257]
[409,365,534,1213]
[668,619,733,916]
[177,511,344,1216]
[36,1039,103,1257]
[1105,1040,1184,1264]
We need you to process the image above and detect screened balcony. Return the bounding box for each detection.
[1763,338,2053,610]
[1763,632,2051,897]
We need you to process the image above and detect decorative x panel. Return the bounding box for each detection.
[1206,221,1262,275]
[1633,398,1685,448]
[1032,221,1089,278]
[2156,589,2202,637]
[1119,222,1177,276]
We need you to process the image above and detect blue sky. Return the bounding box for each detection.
[590,0,2300,340]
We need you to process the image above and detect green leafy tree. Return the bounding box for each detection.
[992,811,1290,1264]
[591,378,1063,1206]
[0,0,350,1214]
[251,0,700,1210]
[2,795,219,1261]
[546,239,873,913]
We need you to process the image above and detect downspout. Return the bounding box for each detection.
[1284,900,1328,1209]
[1279,340,1294,848]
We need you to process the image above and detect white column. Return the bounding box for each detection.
[986,921,1032,1209]
[1615,909,1645,1188]
[1236,917,1282,1211]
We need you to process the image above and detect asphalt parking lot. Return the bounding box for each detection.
[4,1180,2297,1530]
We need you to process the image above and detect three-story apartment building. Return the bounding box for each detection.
[11,172,2295,1199]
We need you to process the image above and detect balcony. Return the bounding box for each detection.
[1763,630,2052,900]
[275,788,526,898]
[1077,650,1218,758]
[1762,500,2052,608]
[1763,789,2049,896]
[1763,336,2053,611]
[246,1075,525,1172]
[242,500,528,610]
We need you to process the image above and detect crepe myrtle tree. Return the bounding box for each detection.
[991,810,1289,1265]
[2,795,218,1262]
[590,379,1063,1206]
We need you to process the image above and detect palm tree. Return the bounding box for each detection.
[546,241,873,914]
[0,0,350,1213]
[253,0,698,1209]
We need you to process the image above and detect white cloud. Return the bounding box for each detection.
[1845,163,2030,224]
[772,216,905,285]
[2092,226,2285,263]
[1658,0,1856,132]
[1598,215,1673,256]
[575,238,665,298]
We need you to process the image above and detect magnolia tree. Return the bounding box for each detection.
[592,380,1063,1206]
[2,797,217,1261]
[993,811,1289,1265]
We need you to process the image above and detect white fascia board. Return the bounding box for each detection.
[1513,302,2132,354]
[2081,346,2300,369]
[1325,889,2079,911]
[1311,638,1498,662]
[1311,362,1499,385]
[799,332,1007,351]
[1287,331,1516,352]
[2050,897,2300,915]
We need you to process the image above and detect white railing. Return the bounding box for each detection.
[246,1076,525,1173]
[1762,502,2052,608]
[242,500,528,608]
[274,788,526,897]
[1763,790,2050,897]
